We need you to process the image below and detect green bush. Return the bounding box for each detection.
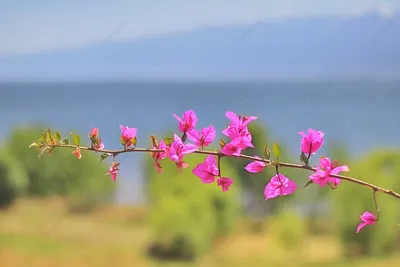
[144,150,241,261]
[0,148,29,208]
[5,126,116,210]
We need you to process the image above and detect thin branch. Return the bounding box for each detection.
[373,189,380,221]
[45,144,400,200]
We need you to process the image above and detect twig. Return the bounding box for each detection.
[44,144,400,200]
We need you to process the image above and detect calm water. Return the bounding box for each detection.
[0,81,399,203]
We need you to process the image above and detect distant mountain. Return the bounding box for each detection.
[1,14,399,81]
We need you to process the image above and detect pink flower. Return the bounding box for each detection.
[72,148,82,159]
[264,173,297,200]
[120,125,137,147]
[192,155,219,183]
[356,211,376,233]
[298,129,324,155]
[105,162,120,182]
[151,139,168,174]
[308,157,349,188]
[93,139,104,150]
[221,139,242,156]
[217,177,233,192]
[89,128,104,150]
[224,111,257,131]
[89,128,99,138]
[168,134,198,172]
[245,156,267,173]
[222,111,256,149]
[187,125,216,148]
[172,110,198,133]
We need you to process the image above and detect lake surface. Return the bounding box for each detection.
[1,81,399,203]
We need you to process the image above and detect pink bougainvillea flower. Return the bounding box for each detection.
[245,156,267,173]
[150,139,168,174]
[224,111,257,130]
[308,157,349,188]
[192,155,219,183]
[72,148,82,159]
[172,110,198,133]
[120,125,137,147]
[217,177,233,192]
[105,162,120,182]
[89,128,104,150]
[298,129,324,155]
[222,111,257,149]
[93,139,104,150]
[221,139,243,156]
[356,211,376,233]
[168,134,198,171]
[187,124,216,148]
[89,128,99,138]
[264,173,297,200]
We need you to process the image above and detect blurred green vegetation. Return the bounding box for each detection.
[0,126,116,211]
[0,124,400,267]
[144,144,241,261]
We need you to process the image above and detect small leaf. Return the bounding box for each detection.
[71,132,81,146]
[39,132,45,143]
[45,129,53,144]
[263,144,271,160]
[132,137,137,146]
[120,136,126,145]
[38,146,50,159]
[181,132,187,143]
[304,180,314,188]
[272,142,281,160]
[54,131,62,141]
[29,142,39,148]
[149,135,159,148]
[99,153,112,164]
[219,138,226,148]
[163,137,173,146]
[60,138,69,145]
[300,152,308,165]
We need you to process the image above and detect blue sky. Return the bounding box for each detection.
[1,0,399,56]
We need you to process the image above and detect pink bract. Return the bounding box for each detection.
[298,128,324,155]
[356,211,376,233]
[217,177,233,192]
[264,173,297,200]
[172,110,198,133]
[308,157,349,187]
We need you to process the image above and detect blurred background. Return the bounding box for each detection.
[1,1,400,266]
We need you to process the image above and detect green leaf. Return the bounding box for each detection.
[120,136,126,145]
[304,180,313,188]
[29,142,39,148]
[263,144,271,160]
[132,136,138,146]
[54,131,62,141]
[71,132,81,146]
[99,153,112,164]
[45,129,53,143]
[38,146,50,159]
[300,152,308,165]
[60,138,69,145]
[219,138,226,148]
[272,142,281,160]
[163,137,173,146]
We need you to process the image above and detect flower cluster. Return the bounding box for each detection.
[30,109,383,233]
